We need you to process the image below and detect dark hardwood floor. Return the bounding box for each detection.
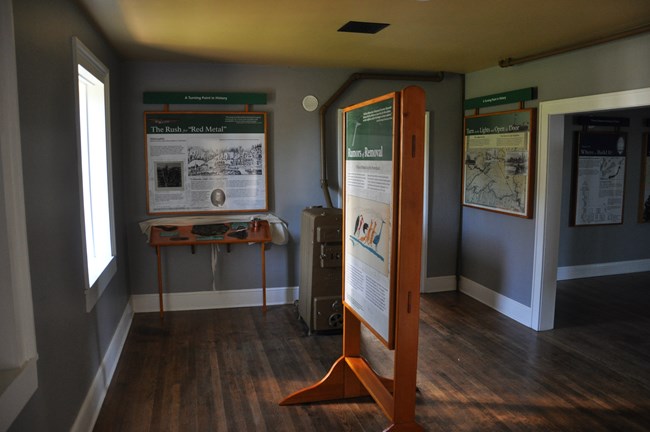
[94,272,650,431]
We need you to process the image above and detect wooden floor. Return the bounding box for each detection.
[94,272,650,431]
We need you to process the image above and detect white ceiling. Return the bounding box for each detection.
[78,0,650,73]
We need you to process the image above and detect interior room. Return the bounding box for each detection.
[2,0,649,430]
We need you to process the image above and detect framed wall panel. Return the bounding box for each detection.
[640,133,650,222]
[144,111,267,214]
[571,131,626,226]
[343,93,399,348]
[462,109,536,218]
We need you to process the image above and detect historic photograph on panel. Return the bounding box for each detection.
[155,161,184,190]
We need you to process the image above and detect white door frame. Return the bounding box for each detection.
[532,87,650,330]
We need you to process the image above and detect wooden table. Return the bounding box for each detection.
[149,220,272,317]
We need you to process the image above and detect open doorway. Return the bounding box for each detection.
[554,107,650,328]
[532,88,650,331]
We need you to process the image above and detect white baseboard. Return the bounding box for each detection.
[557,259,650,280]
[131,286,299,313]
[71,301,134,432]
[422,275,457,293]
[459,276,532,328]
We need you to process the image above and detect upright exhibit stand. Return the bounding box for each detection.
[281,86,426,431]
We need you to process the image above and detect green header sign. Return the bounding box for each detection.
[143,92,267,105]
[464,87,536,110]
[145,112,265,134]
[345,98,394,161]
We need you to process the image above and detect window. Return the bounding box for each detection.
[73,38,116,311]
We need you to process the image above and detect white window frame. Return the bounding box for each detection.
[0,0,39,429]
[72,37,117,312]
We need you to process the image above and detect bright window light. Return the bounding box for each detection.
[74,38,116,311]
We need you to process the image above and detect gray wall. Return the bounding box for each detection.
[123,63,463,296]
[559,109,650,266]
[9,2,649,428]
[464,33,650,307]
[8,1,463,426]
[10,0,130,430]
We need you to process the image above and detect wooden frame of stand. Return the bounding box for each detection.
[280,86,426,431]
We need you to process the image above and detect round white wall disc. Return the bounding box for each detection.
[302,95,319,112]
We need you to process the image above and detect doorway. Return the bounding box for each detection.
[532,87,650,331]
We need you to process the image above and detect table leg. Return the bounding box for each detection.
[156,245,164,319]
[261,242,267,312]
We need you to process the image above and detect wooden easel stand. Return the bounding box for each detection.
[281,86,426,431]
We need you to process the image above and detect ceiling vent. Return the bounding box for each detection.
[338,21,390,34]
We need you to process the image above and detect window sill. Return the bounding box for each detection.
[85,256,117,312]
[0,357,38,431]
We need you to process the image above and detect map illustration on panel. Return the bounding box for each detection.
[463,110,534,217]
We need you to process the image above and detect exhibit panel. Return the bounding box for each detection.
[282,86,427,431]
[144,111,268,215]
